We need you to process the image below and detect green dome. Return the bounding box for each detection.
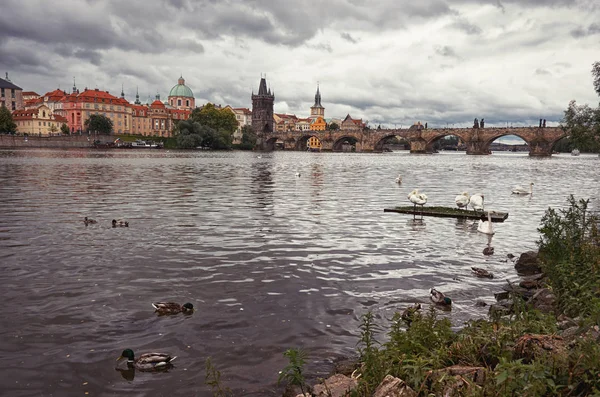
[168,77,194,98]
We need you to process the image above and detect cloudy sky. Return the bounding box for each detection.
[1,0,598,128]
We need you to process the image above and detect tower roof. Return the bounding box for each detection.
[168,76,194,98]
[258,77,268,95]
[313,84,322,108]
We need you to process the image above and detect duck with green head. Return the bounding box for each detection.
[116,349,176,371]
[152,302,194,315]
[430,288,452,306]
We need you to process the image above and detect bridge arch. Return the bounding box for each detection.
[480,132,533,154]
[425,132,469,153]
[332,134,360,152]
[264,137,278,151]
[374,134,406,152]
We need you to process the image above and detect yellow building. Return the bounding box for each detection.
[12,104,68,136]
[306,136,322,151]
[311,116,326,131]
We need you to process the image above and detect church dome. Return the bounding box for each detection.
[168,76,194,98]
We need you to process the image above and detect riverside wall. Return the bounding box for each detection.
[0,134,114,148]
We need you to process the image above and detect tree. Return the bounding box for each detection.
[84,114,113,134]
[188,103,237,149]
[239,125,257,150]
[328,122,339,131]
[60,123,70,135]
[593,61,600,98]
[0,106,17,134]
[560,62,600,152]
[49,124,58,134]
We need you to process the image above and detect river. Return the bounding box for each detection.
[0,148,598,396]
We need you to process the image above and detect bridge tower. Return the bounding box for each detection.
[310,84,324,119]
[252,76,275,150]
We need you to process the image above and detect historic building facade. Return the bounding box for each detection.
[168,76,195,110]
[0,73,23,111]
[12,104,68,136]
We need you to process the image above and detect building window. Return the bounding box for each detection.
[86,103,90,108]
[43,111,46,117]
[12,102,16,110]
[0,88,4,97]
[186,100,190,107]
[178,99,181,106]
[11,89,15,98]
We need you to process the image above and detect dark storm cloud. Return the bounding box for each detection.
[435,45,459,58]
[570,23,600,38]
[341,32,358,43]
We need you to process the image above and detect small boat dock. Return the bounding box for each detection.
[384,206,509,222]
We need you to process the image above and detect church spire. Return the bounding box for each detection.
[135,86,141,104]
[120,83,125,99]
[72,77,77,94]
[313,83,322,107]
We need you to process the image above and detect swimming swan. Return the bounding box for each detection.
[477,212,495,235]
[512,182,534,195]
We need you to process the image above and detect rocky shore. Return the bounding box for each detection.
[284,249,600,397]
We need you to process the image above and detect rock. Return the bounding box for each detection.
[561,326,579,340]
[332,357,359,376]
[513,334,566,364]
[519,279,539,289]
[494,291,510,301]
[372,375,417,397]
[514,251,542,275]
[312,374,357,397]
[474,300,487,307]
[529,288,556,313]
[429,365,487,385]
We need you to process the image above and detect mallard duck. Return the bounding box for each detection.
[471,267,494,279]
[83,217,97,225]
[401,303,421,325]
[483,246,495,255]
[116,349,176,371]
[152,302,194,315]
[112,219,129,227]
[430,288,452,306]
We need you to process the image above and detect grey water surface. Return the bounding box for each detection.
[0,148,598,396]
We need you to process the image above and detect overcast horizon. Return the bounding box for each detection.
[1,0,599,128]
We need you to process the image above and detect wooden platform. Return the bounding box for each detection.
[384,206,509,222]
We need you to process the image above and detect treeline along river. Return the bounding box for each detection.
[0,149,599,396]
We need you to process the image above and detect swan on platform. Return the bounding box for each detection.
[408,189,428,212]
[512,182,534,195]
[469,193,484,212]
[477,212,494,235]
[455,192,470,210]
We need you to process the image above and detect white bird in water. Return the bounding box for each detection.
[512,182,534,195]
[477,212,495,235]
[469,193,484,212]
[455,192,470,210]
[395,174,402,184]
[408,189,428,217]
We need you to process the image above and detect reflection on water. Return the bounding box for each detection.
[0,149,599,396]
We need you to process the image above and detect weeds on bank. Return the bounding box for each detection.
[278,348,309,396]
[538,195,600,321]
[205,357,233,397]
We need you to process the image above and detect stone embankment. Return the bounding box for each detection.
[0,134,113,148]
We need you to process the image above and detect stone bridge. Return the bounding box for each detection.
[261,126,567,156]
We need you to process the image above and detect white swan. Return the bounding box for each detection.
[477,212,495,235]
[455,192,470,210]
[408,189,428,215]
[469,193,484,212]
[395,174,402,184]
[512,182,534,195]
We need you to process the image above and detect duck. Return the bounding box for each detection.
[112,219,129,227]
[477,212,495,235]
[430,288,452,306]
[295,172,301,177]
[116,349,176,371]
[471,267,494,279]
[395,174,402,184]
[455,192,470,210]
[401,303,421,325]
[469,193,484,212]
[483,246,495,255]
[152,302,194,315]
[512,182,534,195]
[83,217,97,225]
